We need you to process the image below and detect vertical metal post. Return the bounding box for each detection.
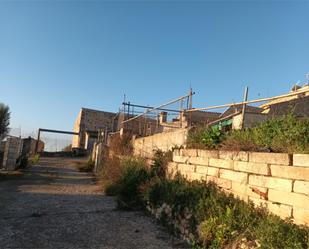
[189,88,193,110]
[35,129,41,154]
[188,88,193,127]
[241,86,249,129]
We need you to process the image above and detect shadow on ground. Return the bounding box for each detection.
[0,157,188,249]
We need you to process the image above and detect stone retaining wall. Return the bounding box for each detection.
[133,128,188,159]
[168,149,309,226]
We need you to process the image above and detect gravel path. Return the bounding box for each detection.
[0,157,188,249]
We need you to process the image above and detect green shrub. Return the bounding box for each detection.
[114,157,149,209]
[143,176,309,248]
[187,126,225,149]
[28,154,40,166]
[106,147,309,248]
[223,115,309,153]
[150,150,172,178]
[188,115,309,153]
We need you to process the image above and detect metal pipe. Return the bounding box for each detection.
[122,92,195,124]
[186,88,309,113]
[241,86,249,129]
[122,102,182,113]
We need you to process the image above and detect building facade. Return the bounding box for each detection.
[72,108,117,150]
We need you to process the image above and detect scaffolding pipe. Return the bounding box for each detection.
[122,92,195,124]
[186,87,309,113]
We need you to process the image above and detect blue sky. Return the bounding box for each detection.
[1,0,309,136]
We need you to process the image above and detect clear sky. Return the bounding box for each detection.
[1,0,309,136]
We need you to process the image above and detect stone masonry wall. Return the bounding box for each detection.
[133,128,188,159]
[168,149,309,226]
[2,137,23,170]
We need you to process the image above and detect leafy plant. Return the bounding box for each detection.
[188,126,226,149]
[150,150,172,178]
[114,157,149,209]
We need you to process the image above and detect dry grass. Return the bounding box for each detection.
[109,132,133,156]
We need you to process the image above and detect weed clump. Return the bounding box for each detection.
[104,151,309,248]
[188,115,309,153]
[76,158,95,172]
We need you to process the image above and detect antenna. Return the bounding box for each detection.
[306,73,309,84]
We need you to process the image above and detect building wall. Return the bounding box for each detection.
[133,128,188,158]
[168,148,309,226]
[263,96,309,118]
[72,110,83,148]
[232,112,269,130]
[72,108,117,149]
[22,137,44,156]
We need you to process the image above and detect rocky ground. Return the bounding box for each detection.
[0,157,188,249]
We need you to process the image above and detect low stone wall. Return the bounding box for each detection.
[168,149,309,226]
[133,128,188,159]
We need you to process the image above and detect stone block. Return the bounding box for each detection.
[249,197,267,208]
[234,161,269,175]
[293,208,309,225]
[294,181,309,195]
[249,197,292,219]
[167,163,178,178]
[249,175,292,192]
[207,176,232,189]
[220,169,248,184]
[293,154,309,167]
[268,189,309,209]
[209,158,233,169]
[249,152,291,165]
[177,163,195,173]
[181,149,198,157]
[232,182,268,200]
[219,151,249,161]
[197,149,219,159]
[226,189,248,202]
[271,165,309,181]
[207,167,219,177]
[173,155,189,164]
[173,149,181,157]
[187,172,206,182]
[268,202,293,219]
[188,156,208,166]
[195,165,208,175]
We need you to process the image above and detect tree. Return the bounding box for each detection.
[0,103,10,139]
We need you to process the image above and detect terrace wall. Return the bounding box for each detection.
[133,128,188,159]
[168,149,309,226]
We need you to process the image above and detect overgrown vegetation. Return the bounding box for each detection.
[0,103,10,139]
[187,126,226,149]
[28,154,40,166]
[109,132,133,156]
[100,150,309,248]
[75,158,95,172]
[188,115,309,153]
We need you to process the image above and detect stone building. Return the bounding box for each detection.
[72,108,118,150]
[22,136,44,156]
[260,85,309,118]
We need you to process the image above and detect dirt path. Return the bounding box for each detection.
[0,157,188,249]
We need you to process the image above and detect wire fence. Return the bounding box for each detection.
[8,128,72,152]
